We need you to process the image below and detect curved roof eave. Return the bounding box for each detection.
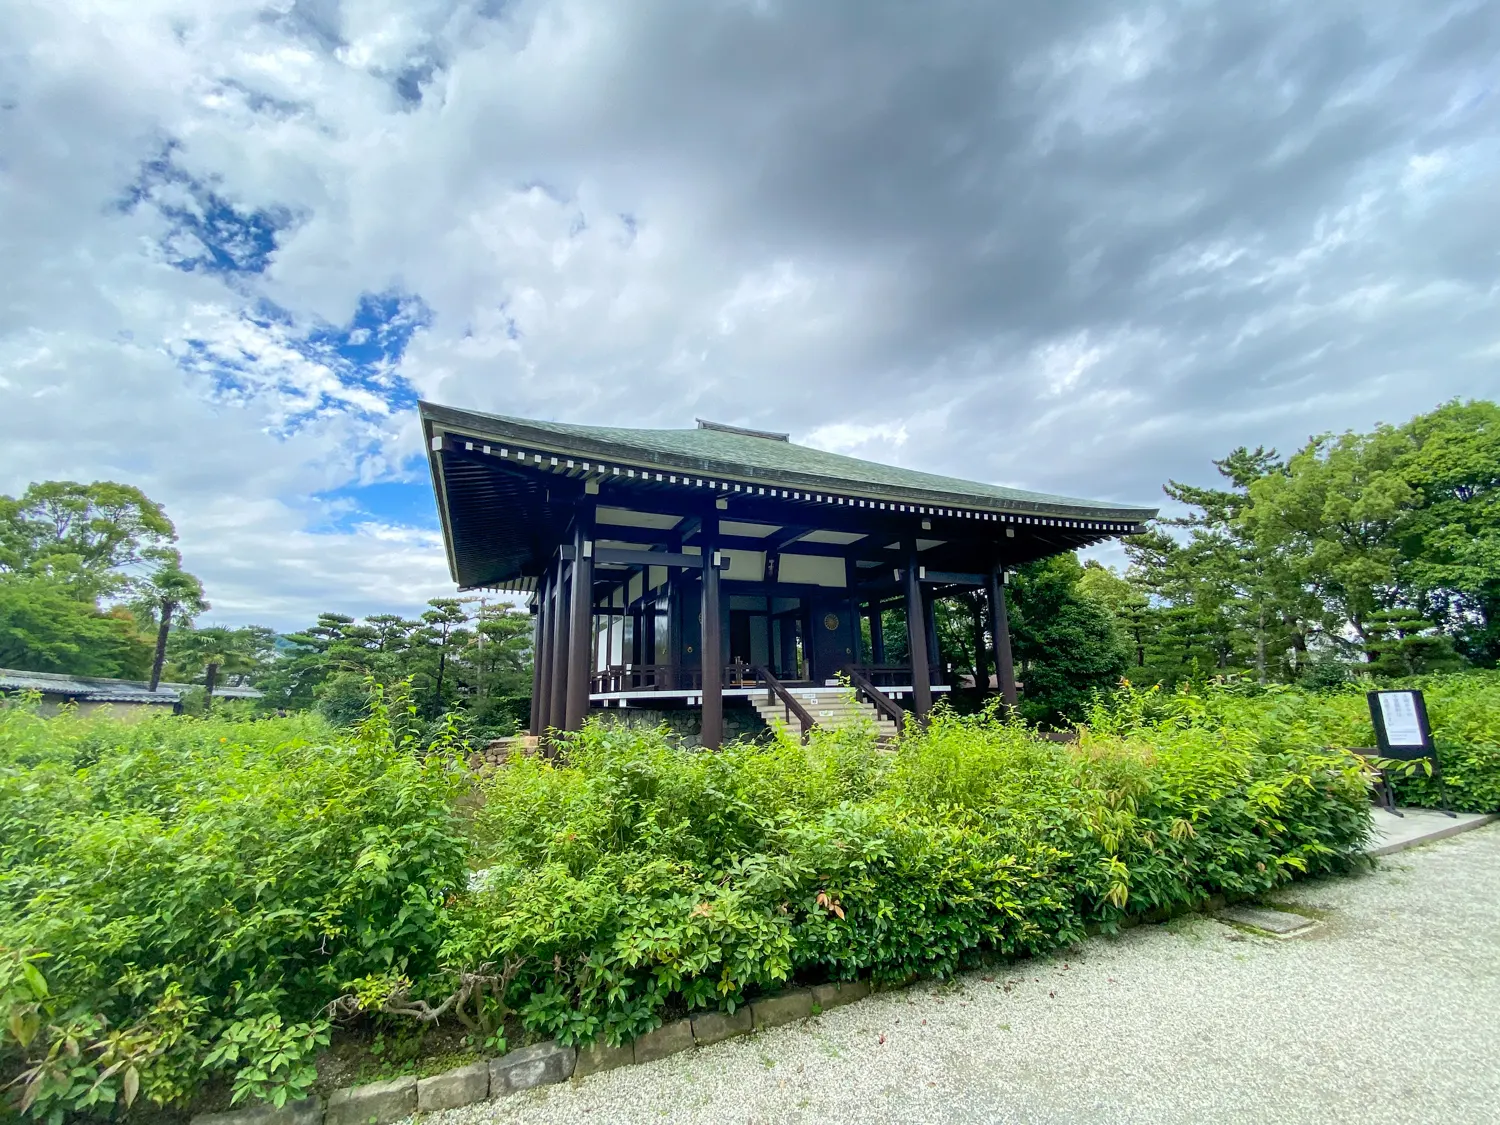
[419,401,1158,523]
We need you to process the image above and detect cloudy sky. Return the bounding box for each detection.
[3,0,1497,630]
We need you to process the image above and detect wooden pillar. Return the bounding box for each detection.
[564,505,596,732]
[700,515,723,750]
[530,571,550,735]
[903,540,933,721]
[666,572,680,690]
[923,586,940,682]
[970,593,988,693]
[601,590,612,676]
[869,604,886,663]
[548,561,569,733]
[987,568,1018,707]
[845,557,862,668]
[631,584,644,667]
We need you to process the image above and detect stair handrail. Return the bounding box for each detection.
[843,665,906,727]
[752,665,815,742]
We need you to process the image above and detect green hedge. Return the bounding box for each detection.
[3,676,1424,1119]
[1366,674,1500,812]
[0,690,470,1122]
[1114,672,1500,814]
[452,695,1371,1047]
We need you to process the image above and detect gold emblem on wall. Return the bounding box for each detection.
[823,613,840,631]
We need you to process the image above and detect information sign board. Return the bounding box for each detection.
[1367,689,1433,760]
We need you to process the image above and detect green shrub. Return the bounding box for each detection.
[448,696,1371,1047]
[0,687,471,1121]
[1097,672,1500,813]
[1374,673,1500,811]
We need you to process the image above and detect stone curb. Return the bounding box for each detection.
[811,979,871,1011]
[750,988,814,1030]
[417,1061,489,1112]
[325,1076,416,1125]
[633,1018,695,1063]
[691,1004,753,1046]
[192,1097,322,1125]
[575,1038,635,1077]
[490,1040,576,1096]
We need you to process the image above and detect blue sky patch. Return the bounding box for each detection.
[174,289,431,436]
[313,478,440,533]
[306,290,429,411]
[120,147,294,276]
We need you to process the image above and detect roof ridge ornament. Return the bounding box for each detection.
[695,418,790,442]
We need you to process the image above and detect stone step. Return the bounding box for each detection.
[751,705,892,721]
[749,693,903,738]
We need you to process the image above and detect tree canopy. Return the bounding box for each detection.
[0,480,177,597]
[254,599,534,735]
[0,481,183,678]
[1119,398,1497,687]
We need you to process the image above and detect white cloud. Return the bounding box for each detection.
[3,0,1500,630]
[804,421,909,457]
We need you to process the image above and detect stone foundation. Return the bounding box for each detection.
[466,703,771,770]
[589,701,769,747]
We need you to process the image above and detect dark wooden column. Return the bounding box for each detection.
[970,593,988,693]
[903,539,933,720]
[665,572,680,690]
[530,571,551,735]
[777,610,797,677]
[700,515,723,750]
[547,560,569,733]
[845,558,862,667]
[987,568,1018,707]
[869,604,885,663]
[923,586,940,682]
[645,594,657,665]
[564,505,596,731]
[601,590,612,678]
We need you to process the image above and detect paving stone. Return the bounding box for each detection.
[324,1077,416,1125]
[691,1005,753,1046]
[417,1061,489,1111]
[574,1038,635,1077]
[1217,905,1317,935]
[490,1041,576,1096]
[1367,808,1497,856]
[810,980,871,1011]
[192,1097,321,1125]
[751,989,814,1029]
[634,1018,695,1062]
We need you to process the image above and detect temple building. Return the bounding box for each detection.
[422,402,1157,747]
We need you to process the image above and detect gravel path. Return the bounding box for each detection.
[432,824,1500,1125]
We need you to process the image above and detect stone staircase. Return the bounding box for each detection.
[749,686,903,742]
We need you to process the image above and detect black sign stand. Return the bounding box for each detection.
[1366,690,1455,818]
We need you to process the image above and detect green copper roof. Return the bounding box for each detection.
[420,401,1157,522]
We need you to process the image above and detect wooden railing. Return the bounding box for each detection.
[590,660,757,694]
[847,663,944,688]
[843,665,906,727]
[752,665,815,742]
[589,663,681,693]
